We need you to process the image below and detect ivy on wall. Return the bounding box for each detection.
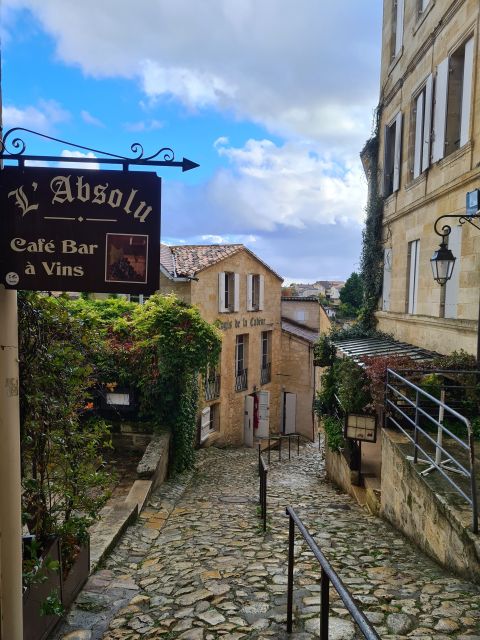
[359,106,384,330]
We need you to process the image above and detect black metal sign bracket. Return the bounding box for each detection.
[0,127,200,172]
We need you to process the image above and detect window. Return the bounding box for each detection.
[261,331,272,384]
[382,248,392,311]
[432,37,474,161]
[295,310,306,322]
[406,240,420,314]
[247,274,264,311]
[384,112,403,196]
[200,404,219,442]
[391,0,404,59]
[235,334,248,391]
[218,272,239,312]
[204,364,220,401]
[129,294,145,304]
[410,75,432,179]
[418,0,429,13]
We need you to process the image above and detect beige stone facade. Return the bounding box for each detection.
[160,244,284,446]
[374,0,480,355]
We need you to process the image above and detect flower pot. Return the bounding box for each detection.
[23,538,62,640]
[61,539,90,608]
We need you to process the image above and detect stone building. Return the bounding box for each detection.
[280,297,332,440]
[160,244,285,446]
[371,0,480,354]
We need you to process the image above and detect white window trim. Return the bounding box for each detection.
[407,240,420,315]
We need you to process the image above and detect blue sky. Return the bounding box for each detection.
[2,1,383,283]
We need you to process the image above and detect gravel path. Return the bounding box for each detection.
[56,440,480,640]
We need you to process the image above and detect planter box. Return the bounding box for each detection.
[23,538,62,640]
[23,537,91,640]
[61,541,90,608]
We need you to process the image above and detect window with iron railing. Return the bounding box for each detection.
[235,334,248,391]
[260,331,272,384]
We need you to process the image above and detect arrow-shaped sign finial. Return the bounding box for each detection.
[182,157,200,172]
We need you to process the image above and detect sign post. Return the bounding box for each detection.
[0,288,23,640]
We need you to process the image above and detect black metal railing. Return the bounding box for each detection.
[264,434,301,464]
[258,445,268,532]
[235,368,248,392]
[204,374,220,401]
[385,368,478,533]
[261,362,271,384]
[286,507,381,639]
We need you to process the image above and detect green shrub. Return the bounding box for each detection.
[322,416,345,452]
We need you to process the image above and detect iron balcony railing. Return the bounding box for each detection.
[286,506,381,639]
[260,362,271,384]
[204,374,220,401]
[235,368,248,392]
[385,368,478,533]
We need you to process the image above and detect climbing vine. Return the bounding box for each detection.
[359,105,384,330]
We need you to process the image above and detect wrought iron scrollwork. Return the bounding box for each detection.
[433,213,480,240]
[0,127,198,172]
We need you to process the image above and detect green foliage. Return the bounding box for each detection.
[314,366,337,416]
[359,106,384,330]
[334,358,371,413]
[340,272,363,309]
[329,324,392,342]
[313,334,336,367]
[432,349,477,370]
[40,590,64,617]
[18,292,112,572]
[322,416,345,452]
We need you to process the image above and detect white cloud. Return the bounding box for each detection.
[3,99,70,133]
[80,110,105,127]
[200,234,226,244]
[4,1,382,153]
[123,119,164,133]
[58,150,100,170]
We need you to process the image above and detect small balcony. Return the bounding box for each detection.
[260,362,271,385]
[204,374,221,401]
[235,368,248,392]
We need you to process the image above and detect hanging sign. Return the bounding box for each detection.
[0,166,160,294]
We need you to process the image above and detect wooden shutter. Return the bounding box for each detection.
[284,393,296,435]
[413,91,424,179]
[257,391,270,437]
[395,0,404,57]
[218,272,226,312]
[393,111,403,192]
[432,58,449,162]
[422,74,433,171]
[233,273,240,312]
[408,240,420,314]
[460,37,474,147]
[200,407,211,442]
[382,248,392,311]
[247,274,253,311]
[258,275,265,311]
[445,226,462,319]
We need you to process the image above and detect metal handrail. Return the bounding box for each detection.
[261,362,272,384]
[235,368,248,392]
[264,433,301,463]
[286,506,381,639]
[385,368,478,533]
[258,445,268,532]
[204,374,220,401]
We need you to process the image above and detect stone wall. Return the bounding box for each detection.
[381,429,480,583]
[281,298,320,331]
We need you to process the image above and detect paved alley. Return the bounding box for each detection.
[57,441,480,640]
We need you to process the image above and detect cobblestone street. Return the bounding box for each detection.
[57,441,480,640]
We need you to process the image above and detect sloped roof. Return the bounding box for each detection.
[282,319,319,344]
[161,243,282,280]
[333,337,436,364]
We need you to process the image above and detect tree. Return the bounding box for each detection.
[340,272,363,310]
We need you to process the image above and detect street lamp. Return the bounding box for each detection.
[430,237,456,285]
[430,190,480,360]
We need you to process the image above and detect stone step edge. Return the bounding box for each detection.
[125,479,153,513]
[89,502,138,571]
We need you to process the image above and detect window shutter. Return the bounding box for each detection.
[247,274,253,311]
[258,275,265,310]
[218,272,226,312]
[383,124,390,196]
[382,248,392,311]
[395,0,404,56]
[233,273,240,312]
[257,391,270,437]
[408,240,420,314]
[393,111,403,192]
[200,407,211,442]
[413,91,424,179]
[422,74,433,171]
[445,226,462,319]
[460,37,474,147]
[432,58,449,162]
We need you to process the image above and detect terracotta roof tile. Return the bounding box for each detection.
[171,244,243,277]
